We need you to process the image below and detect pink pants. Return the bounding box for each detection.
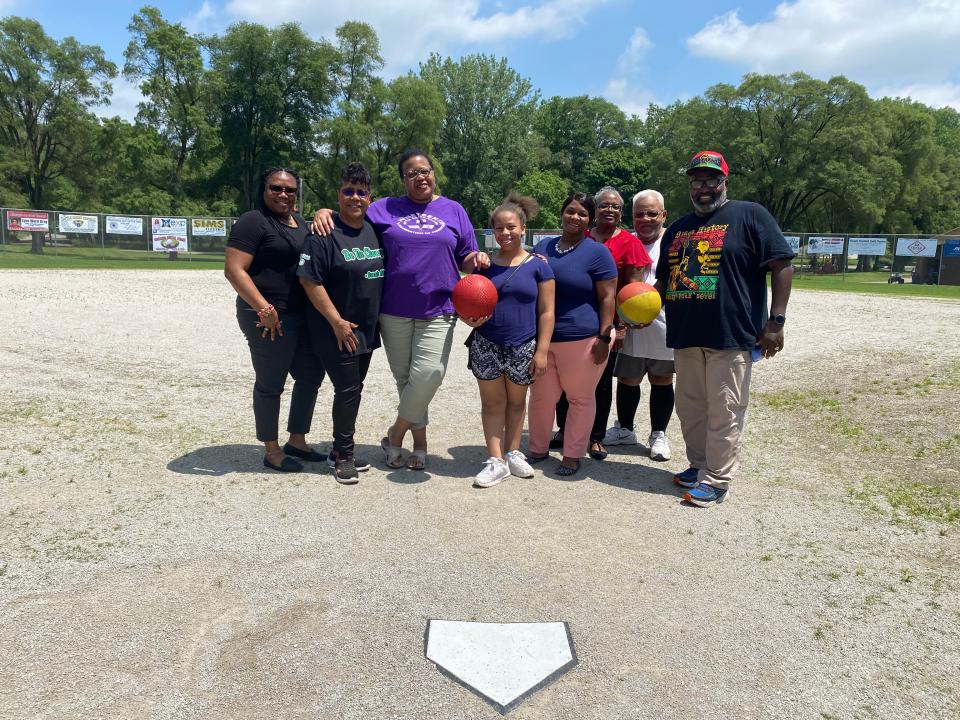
[528,337,607,458]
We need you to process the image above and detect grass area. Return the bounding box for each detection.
[0,242,224,270]
[793,271,960,299]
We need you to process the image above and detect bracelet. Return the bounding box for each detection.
[256,304,275,319]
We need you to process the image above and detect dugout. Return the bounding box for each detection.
[934,231,960,286]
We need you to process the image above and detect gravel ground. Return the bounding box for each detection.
[0,269,958,720]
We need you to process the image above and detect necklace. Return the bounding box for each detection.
[555,238,582,255]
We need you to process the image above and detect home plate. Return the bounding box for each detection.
[425,619,577,714]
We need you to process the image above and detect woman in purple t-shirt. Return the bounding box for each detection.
[460,194,555,488]
[312,150,491,471]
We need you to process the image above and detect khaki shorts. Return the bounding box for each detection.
[613,354,675,379]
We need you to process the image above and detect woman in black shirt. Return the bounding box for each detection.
[224,166,326,472]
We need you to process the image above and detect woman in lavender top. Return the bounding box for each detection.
[313,150,490,470]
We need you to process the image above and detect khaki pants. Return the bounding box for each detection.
[673,347,752,489]
[379,313,457,429]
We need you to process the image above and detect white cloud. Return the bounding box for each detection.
[0,0,17,13]
[687,0,960,93]
[875,82,960,111]
[95,75,145,122]
[183,1,220,35]
[601,27,657,118]
[223,0,610,73]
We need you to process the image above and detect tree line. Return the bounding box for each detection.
[2,7,959,236]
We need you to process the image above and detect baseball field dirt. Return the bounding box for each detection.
[1,269,957,719]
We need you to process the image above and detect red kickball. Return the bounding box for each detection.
[452,274,498,318]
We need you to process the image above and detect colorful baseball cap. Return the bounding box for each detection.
[687,150,729,176]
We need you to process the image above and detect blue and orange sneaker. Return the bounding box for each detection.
[684,482,730,507]
[673,466,700,488]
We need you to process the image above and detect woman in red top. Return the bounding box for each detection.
[551,186,652,459]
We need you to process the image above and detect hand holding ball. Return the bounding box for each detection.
[452,274,498,319]
[616,282,661,326]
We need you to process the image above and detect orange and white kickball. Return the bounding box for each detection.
[616,282,661,325]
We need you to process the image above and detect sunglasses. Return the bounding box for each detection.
[689,177,726,190]
[634,210,662,219]
[340,188,369,198]
[404,167,433,179]
[268,184,297,195]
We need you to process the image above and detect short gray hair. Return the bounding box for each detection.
[632,189,665,209]
[594,186,623,206]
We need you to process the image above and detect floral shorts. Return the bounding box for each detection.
[468,332,537,386]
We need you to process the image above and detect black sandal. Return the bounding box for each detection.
[527,453,550,464]
[548,432,564,450]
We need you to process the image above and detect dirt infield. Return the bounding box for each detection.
[1,269,958,720]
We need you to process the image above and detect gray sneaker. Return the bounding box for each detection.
[603,422,637,446]
[333,457,360,484]
[505,450,534,478]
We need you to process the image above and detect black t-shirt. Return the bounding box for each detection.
[655,200,795,350]
[296,215,384,357]
[228,208,309,312]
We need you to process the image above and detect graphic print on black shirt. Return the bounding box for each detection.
[296,215,384,357]
[665,223,727,301]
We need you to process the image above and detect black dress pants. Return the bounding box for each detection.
[237,301,325,442]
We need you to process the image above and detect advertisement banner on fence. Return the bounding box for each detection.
[807,236,845,255]
[58,213,98,234]
[783,235,801,253]
[6,210,49,232]
[152,217,188,252]
[895,238,937,257]
[106,215,143,235]
[192,218,226,236]
[847,238,887,256]
[944,240,960,258]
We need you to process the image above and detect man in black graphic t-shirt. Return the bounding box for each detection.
[298,162,384,483]
[655,150,795,507]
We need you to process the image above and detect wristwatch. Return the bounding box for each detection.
[770,314,786,326]
[597,333,612,344]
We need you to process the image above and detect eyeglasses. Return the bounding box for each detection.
[404,167,433,179]
[268,184,297,195]
[340,188,369,198]
[633,210,662,219]
[689,177,726,190]
[598,202,622,211]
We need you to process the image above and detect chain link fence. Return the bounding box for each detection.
[4,208,957,284]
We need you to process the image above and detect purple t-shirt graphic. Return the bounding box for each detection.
[366,195,478,318]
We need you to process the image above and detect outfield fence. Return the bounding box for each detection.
[3,207,958,284]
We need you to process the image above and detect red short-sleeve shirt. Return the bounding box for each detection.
[590,228,652,291]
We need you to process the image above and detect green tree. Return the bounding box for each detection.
[123,5,212,202]
[306,21,383,208]
[581,145,648,200]
[0,16,115,250]
[513,169,569,228]
[419,53,539,222]
[535,95,636,185]
[206,22,336,211]
[368,74,445,198]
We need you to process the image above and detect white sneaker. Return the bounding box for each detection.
[474,457,510,488]
[603,422,637,446]
[648,431,671,461]
[505,450,534,478]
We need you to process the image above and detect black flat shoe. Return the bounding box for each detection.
[263,456,304,473]
[526,453,550,464]
[548,432,564,450]
[556,460,580,477]
[283,443,326,462]
[589,442,608,461]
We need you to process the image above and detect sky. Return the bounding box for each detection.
[4,0,959,121]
